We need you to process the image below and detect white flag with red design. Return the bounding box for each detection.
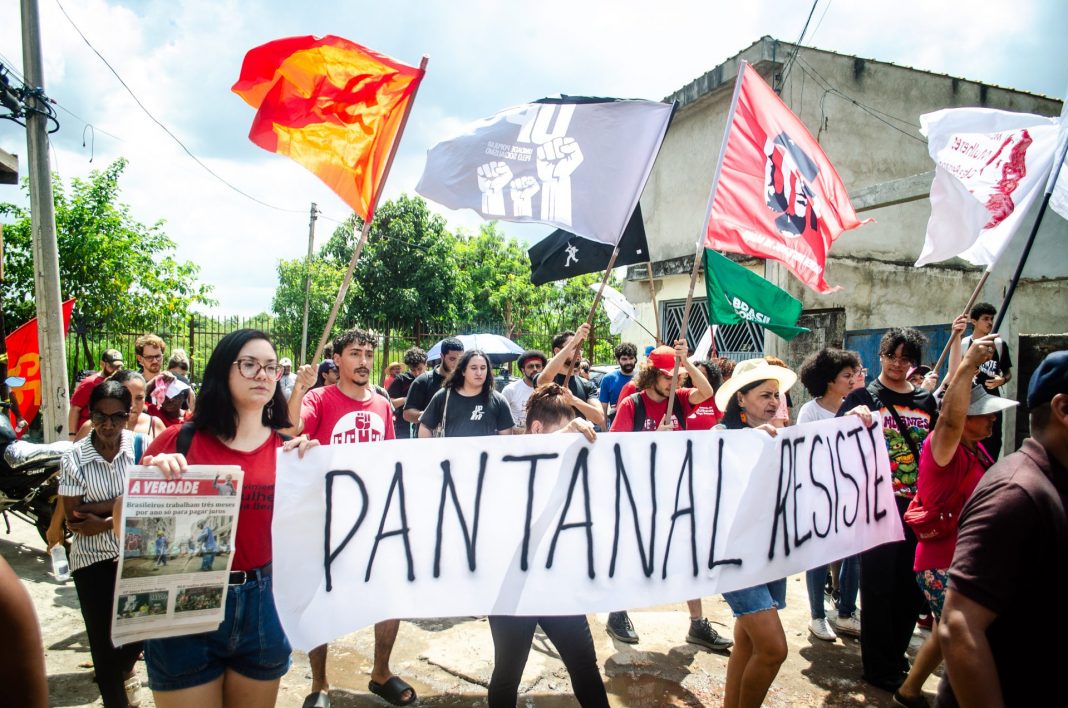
[915,108,1061,267]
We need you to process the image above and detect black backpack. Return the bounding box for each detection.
[628,392,687,432]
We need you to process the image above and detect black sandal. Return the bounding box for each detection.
[368,676,417,706]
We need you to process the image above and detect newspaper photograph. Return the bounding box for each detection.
[111,465,243,645]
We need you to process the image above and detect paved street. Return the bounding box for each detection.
[4,516,938,706]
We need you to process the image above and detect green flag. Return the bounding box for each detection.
[703,249,809,340]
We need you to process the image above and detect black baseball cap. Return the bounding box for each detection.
[1028,350,1068,409]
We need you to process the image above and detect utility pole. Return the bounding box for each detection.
[299,202,319,364]
[21,0,69,442]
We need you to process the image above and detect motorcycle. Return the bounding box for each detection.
[0,377,71,545]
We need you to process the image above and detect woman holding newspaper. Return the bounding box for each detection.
[139,329,317,708]
[59,380,145,707]
[713,358,797,708]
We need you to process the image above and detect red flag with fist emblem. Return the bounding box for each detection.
[704,63,869,293]
[4,299,75,431]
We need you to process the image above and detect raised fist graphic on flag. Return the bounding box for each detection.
[764,133,822,240]
[477,161,514,215]
[509,176,540,217]
[537,136,584,225]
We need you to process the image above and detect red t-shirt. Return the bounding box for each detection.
[300,384,396,445]
[611,388,696,432]
[914,436,992,571]
[616,379,637,406]
[70,373,106,427]
[685,399,722,430]
[145,425,283,571]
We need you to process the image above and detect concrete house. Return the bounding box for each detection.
[619,36,1066,452]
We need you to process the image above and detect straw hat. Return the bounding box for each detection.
[714,358,797,412]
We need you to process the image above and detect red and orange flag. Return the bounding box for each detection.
[232,35,425,221]
[5,299,75,431]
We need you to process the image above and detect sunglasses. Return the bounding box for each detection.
[91,411,129,426]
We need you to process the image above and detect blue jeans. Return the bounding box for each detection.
[806,556,859,619]
[144,573,291,691]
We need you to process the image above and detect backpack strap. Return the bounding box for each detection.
[176,421,196,457]
[629,393,646,432]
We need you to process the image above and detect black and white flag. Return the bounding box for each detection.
[527,204,650,285]
[416,97,673,245]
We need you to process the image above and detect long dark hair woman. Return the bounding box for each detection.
[139,329,316,707]
[417,349,514,438]
[59,380,144,707]
[713,357,797,708]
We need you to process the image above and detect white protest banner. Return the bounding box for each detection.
[273,417,899,650]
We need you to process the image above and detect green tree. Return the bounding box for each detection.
[0,159,215,361]
[271,254,352,359]
[454,224,543,337]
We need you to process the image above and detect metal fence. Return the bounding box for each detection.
[67,316,617,388]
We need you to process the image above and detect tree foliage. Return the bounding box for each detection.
[0,159,215,333]
[271,194,627,363]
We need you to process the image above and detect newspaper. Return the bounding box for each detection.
[111,465,243,645]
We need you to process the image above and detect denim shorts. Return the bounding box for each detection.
[144,574,291,691]
[723,578,788,617]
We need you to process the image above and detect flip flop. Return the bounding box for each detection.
[368,676,417,706]
[301,691,330,708]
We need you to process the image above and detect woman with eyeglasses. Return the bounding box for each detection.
[137,329,317,707]
[73,370,166,442]
[59,380,145,707]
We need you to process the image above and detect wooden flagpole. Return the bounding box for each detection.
[311,55,429,365]
[661,62,747,428]
[931,267,990,375]
[645,261,662,344]
[563,245,621,392]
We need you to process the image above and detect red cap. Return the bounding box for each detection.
[647,346,679,376]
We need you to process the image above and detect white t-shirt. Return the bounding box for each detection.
[502,378,535,428]
[796,398,838,425]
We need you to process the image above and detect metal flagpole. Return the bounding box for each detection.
[661,62,746,428]
[991,134,1068,334]
[311,56,429,365]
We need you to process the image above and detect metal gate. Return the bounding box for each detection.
[660,299,764,360]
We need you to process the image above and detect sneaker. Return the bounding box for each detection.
[124,676,142,708]
[892,690,931,708]
[833,613,862,637]
[606,611,639,644]
[808,617,837,641]
[686,617,734,652]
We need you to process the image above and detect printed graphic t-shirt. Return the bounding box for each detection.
[611,388,696,432]
[145,426,284,571]
[301,384,396,446]
[839,380,938,499]
[419,389,514,437]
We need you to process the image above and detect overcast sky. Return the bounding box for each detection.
[1,0,1065,316]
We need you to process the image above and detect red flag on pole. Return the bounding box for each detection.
[6,299,75,431]
[704,63,869,293]
[232,35,425,221]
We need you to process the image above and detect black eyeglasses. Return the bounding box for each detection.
[91,411,129,426]
[233,359,282,381]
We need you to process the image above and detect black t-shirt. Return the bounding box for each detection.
[532,372,598,420]
[938,438,1068,706]
[404,369,447,417]
[839,379,939,499]
[962,335,1013,395]
[387,371,418,439]
[418,388,514,438]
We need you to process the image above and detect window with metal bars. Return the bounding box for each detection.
[660,299,764,360]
